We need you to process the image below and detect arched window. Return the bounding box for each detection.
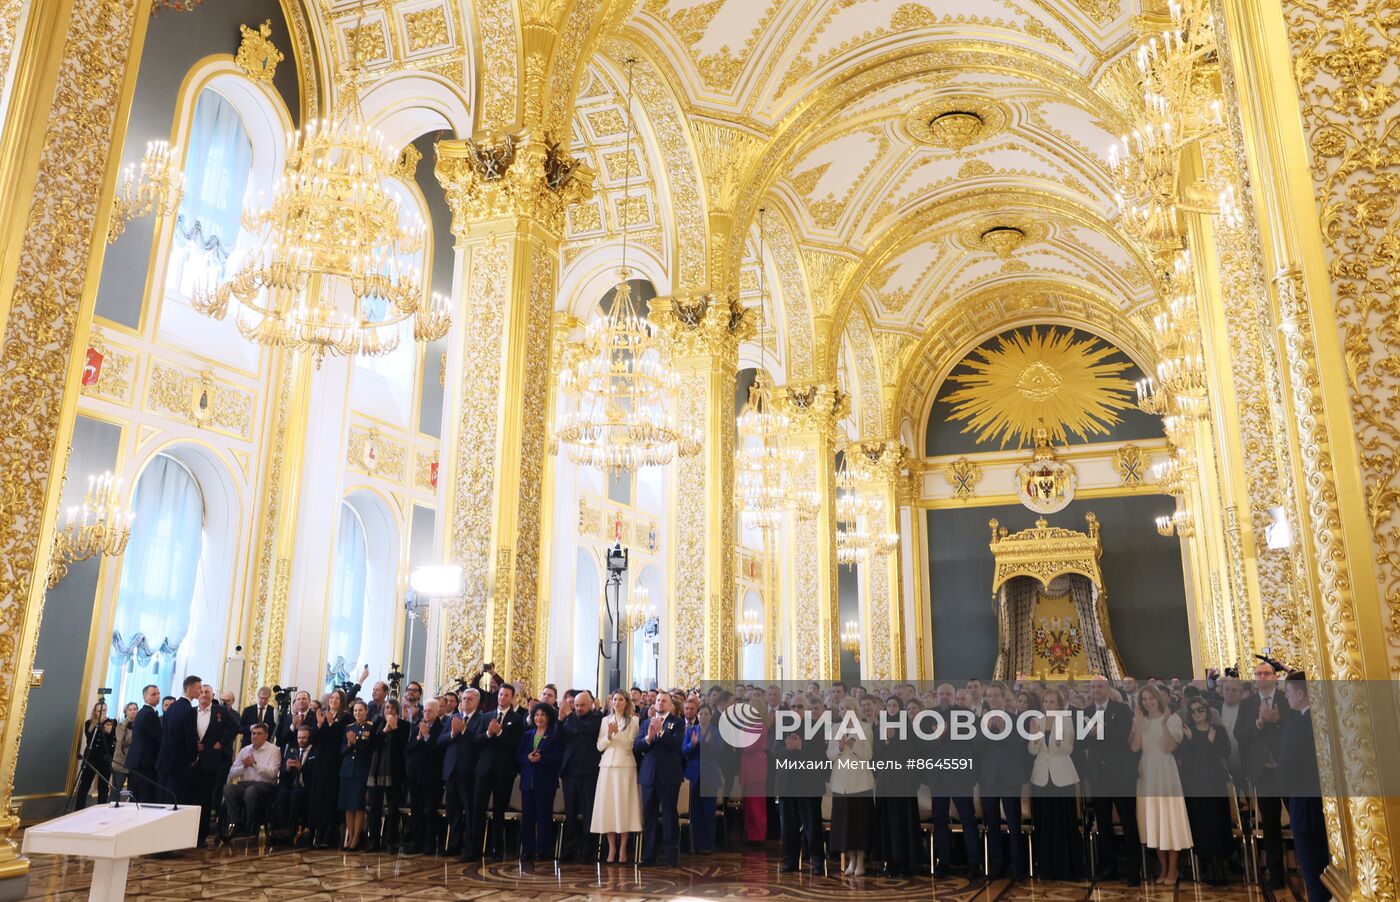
[326,502,369,689]
[105,454,205,708]
[167,88,252,298]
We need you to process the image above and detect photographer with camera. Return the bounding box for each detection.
[72,697,116,810]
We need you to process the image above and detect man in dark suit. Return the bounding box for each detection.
[276,691,313,748]
[240,686,278,742]
[276,725,315,843]
[470,683,527,859]
[126,683,163,803]
[156,675,202,804]
[977,684,1030,881]
[439,688,482,856]
[406,699,446,855]
[186,683,233,846]
[1079,677,1142,886]
[560,689,604,861]
[929,683,980,877]
[772,705,827,875]
[634,691,684,867]
[1279,671,1330,901]
[1235,660,1296,888]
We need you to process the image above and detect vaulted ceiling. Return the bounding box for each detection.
[298,0,1163,436]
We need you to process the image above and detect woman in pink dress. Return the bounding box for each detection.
[739,692,770,843]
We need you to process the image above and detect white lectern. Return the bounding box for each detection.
[22,803,199,902]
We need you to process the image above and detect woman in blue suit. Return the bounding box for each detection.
[517,702,563,861]
[339,699,380,851]
[681,704,722,852]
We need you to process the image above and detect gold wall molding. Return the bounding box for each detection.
[145,362,255,439]
[1112,444,1146,486]
[0,0,149,874]
[945,456,982,499]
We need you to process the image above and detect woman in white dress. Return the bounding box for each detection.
[1132,684,1192,884]
[592,691,643,863]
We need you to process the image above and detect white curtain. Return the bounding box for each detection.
[106,454,205,708]
[169,89,252,295]
[327,502,368,689]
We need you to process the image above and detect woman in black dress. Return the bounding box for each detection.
[366,698,408,852]
[339,699,379,851]
[73,700,115,810]
[873,696,922,876]
[1176,697,1233,885]
[310,689,351,848]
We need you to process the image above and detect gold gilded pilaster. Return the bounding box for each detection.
[650,291,756,686]
[534,311,577,686]
[435,135,591,691]
[774,382,847,680]
[246,350,312,689]
[848,438,908,680]
[1222,0,1400,894]
[0,0,151,877]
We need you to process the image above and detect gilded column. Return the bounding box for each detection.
[849,438,908,681]
[1221,0,1400,894]
[434,136,591,691]
[775,382,847,680]
[0,0,150,877]
[650,292,755,686]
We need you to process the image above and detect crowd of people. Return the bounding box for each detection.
[70,660,1329,901]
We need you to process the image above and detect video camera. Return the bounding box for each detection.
[273,684,297,714]
[386,662,405,700]
[1254,652,1292,674]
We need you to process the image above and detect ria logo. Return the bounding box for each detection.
[718,702,765,748]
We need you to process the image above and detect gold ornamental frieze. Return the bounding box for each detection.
[648,291,757,364]
[145,363,254,438]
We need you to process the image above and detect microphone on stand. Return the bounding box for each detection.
[119,765,181,810]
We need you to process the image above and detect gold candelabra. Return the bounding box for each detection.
[1108,0,1235,252]
[840,620,861,663]
[1156,504,1195,538]
[108,140,185,244]
[625,584,657,632]
[738,608,764,647]
[49,472,135,588]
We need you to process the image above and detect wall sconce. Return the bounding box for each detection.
[48,471,135,588]
[108,140,184,243]
[738,608,763,646]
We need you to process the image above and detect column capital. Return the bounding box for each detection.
[435,131,594,236]
[847,437,911,485]
[773,381,849,439]
[649,291,757,364]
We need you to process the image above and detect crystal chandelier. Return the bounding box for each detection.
[108,140,185,244]
[48,472,135,588]
[738,608,764,646]
[556,60,692,472]
[735,210,814,531]
[1108,0,1234,250]
[836,453,885,565]
[192,5,449,367]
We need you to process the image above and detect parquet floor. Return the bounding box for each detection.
[20,841,1290,901]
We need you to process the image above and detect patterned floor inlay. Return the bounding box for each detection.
[19,841,1280,901]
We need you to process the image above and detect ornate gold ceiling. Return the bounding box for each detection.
[296,0,1160,439]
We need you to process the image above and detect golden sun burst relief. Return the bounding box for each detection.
[943,327,1136,449]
